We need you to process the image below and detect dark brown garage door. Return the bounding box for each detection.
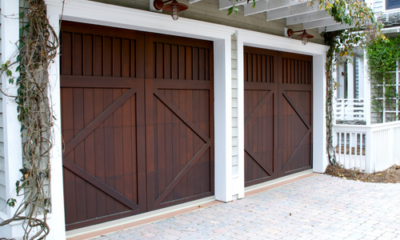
[60,21,214,230]
[244,46,312,186]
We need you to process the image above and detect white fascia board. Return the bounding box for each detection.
[318,23,355,33]
[286,10,331,25]
[219,0,249,10]
[266,2,319,21]
[237,29,330,56]
[189,0,203,3]
[46,0,236,41]
[244,0,302,16]
[303,17,337,29]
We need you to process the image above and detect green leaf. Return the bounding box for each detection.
[7,198,16,207]
[9,78,14,84]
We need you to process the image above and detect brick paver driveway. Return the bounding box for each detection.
[91,174,400,240]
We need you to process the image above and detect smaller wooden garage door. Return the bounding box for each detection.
[244,47,313,186]
[60,22,214,230]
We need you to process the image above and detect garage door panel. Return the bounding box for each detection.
[279,93,310,168]
[282,57,312,85]
[245,152,271,184]
[281,133,312,173]
[153,42,212,81]
[244,47,312,184]
[244,88,277,185]
[285,91,312,125]
[61,86,145,230]
[62,23,213,229]
[146,32,214,211]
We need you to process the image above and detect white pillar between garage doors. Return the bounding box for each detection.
[46,3,67,239]
[214,37,234,202]
[313,54,329,173]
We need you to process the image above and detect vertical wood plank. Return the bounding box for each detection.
[83,88,97,219]
[94,36,103,76]
[84,35,93,76]
[73,33,83,76]
[103,89,116,215]
[61,32,72,75]
[186,46,192,80]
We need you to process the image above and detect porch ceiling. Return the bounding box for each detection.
[189,0,352,33]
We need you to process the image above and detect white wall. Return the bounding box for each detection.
[231,35,239,197]
[0,0,25,238]
[0,0,6,217]
[230,34,244,199]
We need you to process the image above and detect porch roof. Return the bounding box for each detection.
[189,0,353,33]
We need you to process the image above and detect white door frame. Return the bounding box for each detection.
[234,30,329,197]
[44,0,234,238]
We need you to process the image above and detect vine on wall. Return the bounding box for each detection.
[367,35,400,122]
[0,0,59,239]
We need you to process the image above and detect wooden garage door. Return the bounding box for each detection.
[244,47,312,186]
[60,22,214,230]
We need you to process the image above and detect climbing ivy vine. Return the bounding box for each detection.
[0,0,61,239]
[366,35,400,122]
[319,0,382,166]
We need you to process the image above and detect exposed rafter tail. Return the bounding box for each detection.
[266,2,319,21]
[286,11,331,25]
[244,0,301,16]
[303,17,338,29]
[318,23,356,33]
[219,0,249,10]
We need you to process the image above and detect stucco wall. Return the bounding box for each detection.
[92,0,325,44]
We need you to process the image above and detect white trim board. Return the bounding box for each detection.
[245,170,314,193]
[66,196,216,239]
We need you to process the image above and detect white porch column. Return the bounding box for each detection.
[0,0,25,238]
[313,54,328,173]
[363,51,371,125]
[214,37,233,202]
[347,61,354,100]
[45,2,67,239]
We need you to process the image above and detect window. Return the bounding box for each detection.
[386,0,400,10]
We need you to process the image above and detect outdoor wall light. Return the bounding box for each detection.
[286,28,314,45]
[153,0,188,20]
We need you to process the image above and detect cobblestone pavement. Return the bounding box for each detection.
[90,174,400,240]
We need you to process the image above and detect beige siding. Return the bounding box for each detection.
[231,35,239,178]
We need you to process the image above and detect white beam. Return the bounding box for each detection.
[266,2,319,21]
[244,0,302,16]
[219,0,248,10]
[189,0,203,3]
[318,23,355,33]
[303,17,338,29]
[286,10,331,25]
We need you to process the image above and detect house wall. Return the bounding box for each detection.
[373,0,384,12]
[92,0,325,44]
[230,34,242,199]
[0,0,329,238]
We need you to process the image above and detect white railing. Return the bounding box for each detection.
[333,121,400,173]
[334,98,365,122]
